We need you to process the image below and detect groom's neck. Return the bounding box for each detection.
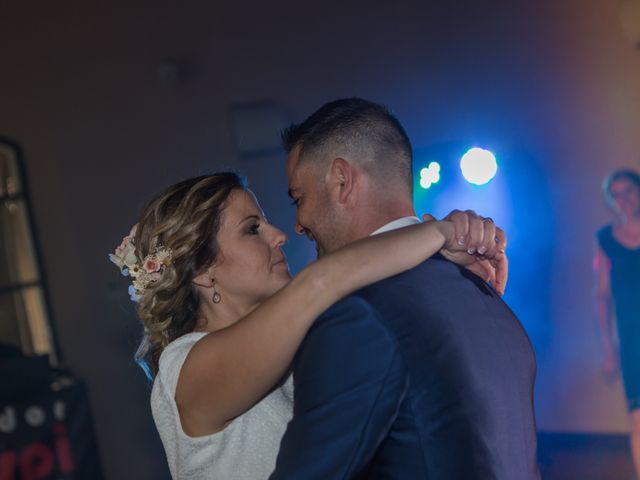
[349,198,416,241]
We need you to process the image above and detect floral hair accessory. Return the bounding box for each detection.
[109,225,173,302]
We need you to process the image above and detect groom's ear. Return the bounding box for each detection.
[329,157,355,205]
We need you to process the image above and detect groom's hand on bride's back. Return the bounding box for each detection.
[422,210,508,296]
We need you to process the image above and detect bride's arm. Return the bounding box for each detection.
[176,216,497,436]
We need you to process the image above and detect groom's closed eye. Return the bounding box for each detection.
[287,187,302,207]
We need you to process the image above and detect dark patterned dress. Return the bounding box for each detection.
[597,224,640,411]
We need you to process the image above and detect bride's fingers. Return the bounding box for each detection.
[481,259,496,285]
[492,253,508,295]
[466,213,484,255]
[495,227,507,255]
[479,219,497,258]
[445,209,470,246]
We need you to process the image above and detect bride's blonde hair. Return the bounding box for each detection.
[126,173,245,378]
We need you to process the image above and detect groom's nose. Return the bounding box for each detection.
[296,225,315,243]
[294,219,312,239]
[293,213,304,235]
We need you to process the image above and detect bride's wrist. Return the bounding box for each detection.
[431,220,454,248]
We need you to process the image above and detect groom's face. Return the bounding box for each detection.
[287,145,343,257]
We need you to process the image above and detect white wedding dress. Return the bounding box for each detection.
[151,332,294,480]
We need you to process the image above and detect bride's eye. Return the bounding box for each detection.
[248,223,261,235]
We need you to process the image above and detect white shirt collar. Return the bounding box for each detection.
[370,216,421,236]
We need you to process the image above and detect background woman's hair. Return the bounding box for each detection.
[132,172,245,378]
[602,168,640,205]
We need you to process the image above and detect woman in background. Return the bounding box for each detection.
[595,168,640,478]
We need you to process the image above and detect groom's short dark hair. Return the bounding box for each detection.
[282,98,413,193]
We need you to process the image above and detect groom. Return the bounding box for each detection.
[270,98,539,479]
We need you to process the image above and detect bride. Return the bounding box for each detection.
[109,172,506,479]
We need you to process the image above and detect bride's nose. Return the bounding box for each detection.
[269,225,287,247]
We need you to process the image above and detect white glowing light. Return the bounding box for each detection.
[460,148,498,185]
[420,162,441,189]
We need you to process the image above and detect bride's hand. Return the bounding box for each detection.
[423,210,508,295]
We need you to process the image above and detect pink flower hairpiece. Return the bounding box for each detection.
[109,225,173,302]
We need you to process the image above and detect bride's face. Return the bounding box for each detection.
[212,189,292,307]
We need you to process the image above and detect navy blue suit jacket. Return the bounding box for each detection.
[270,255,539,479]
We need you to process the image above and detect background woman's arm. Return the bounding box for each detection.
[594,245,617,376]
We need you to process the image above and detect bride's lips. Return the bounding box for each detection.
[271,256,287,268]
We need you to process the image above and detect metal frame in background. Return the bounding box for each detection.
[0,136,61,364]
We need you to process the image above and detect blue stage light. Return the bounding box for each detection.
[460,148,498,185]
[419,162,441,189]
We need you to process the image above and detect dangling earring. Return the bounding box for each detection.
[211,279,221,304]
